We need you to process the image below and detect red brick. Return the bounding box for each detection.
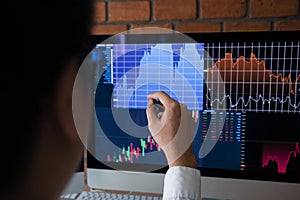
[177,22,221,33]
[153,0,196,20]
[130,24,173,33]
[131,23,172,29]
[92,25,128,35]
[274,20,300,31]
[224,21,271,32]
[200,0,246,19]
[250,0,298,18]
[109,1,150,22]
[93,2,106,22]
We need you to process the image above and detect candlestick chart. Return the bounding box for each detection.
[106,136,161,163]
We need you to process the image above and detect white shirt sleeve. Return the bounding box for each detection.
[163,166,201,200]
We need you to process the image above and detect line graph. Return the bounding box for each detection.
[205,41,300,113]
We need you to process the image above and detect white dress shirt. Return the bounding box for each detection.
[163,166,201,200]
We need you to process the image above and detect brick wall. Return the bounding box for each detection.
[92,0,300,35]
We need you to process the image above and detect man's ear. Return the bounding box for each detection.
[53,57,81,142]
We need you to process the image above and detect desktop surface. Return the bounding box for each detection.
[72,30,300,200]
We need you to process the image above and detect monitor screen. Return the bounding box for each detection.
[78,31,300,188]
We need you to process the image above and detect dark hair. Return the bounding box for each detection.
[1,0,93,192]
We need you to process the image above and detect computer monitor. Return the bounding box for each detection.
[73,30,300,200]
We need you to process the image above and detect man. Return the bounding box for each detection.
[2,1,94,199]
[1,0,200,199]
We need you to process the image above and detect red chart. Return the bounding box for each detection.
[206,53,300,112]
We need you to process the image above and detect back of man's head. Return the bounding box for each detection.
[1,0,93,197]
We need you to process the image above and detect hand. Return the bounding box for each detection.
[146,91,197,168]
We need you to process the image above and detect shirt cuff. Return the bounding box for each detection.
[163,166,201,200]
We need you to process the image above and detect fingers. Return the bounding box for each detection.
[147,91,174,107]
[147,91,179,115]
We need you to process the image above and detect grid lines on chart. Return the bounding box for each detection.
[205,41,300,113]
[112,43,204,110]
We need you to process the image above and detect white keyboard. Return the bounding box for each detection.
[60,191,163,200]
[59,191,221,200]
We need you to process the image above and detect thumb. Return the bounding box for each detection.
[147,104,166,137]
